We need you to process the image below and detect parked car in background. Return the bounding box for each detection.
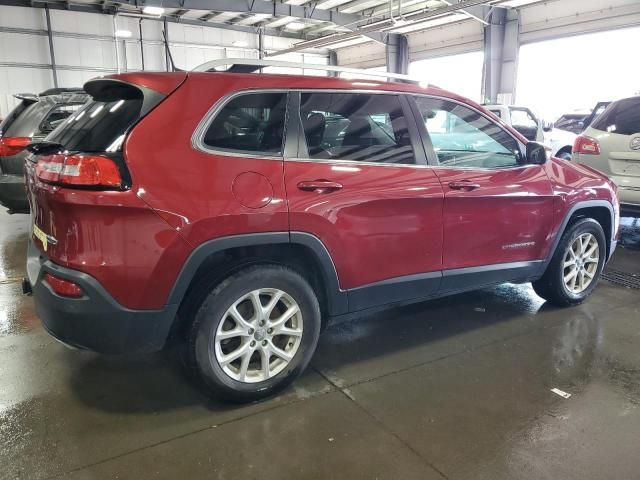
[0,88,88,213]
[484,104,575,160]
[24,63,619,402]
[553,102,612,136]
[554,112,590,135]
[574,96,640,216]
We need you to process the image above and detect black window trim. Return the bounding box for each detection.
[192,89,290,160]
[407,94,530,171]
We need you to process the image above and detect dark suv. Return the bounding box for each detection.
[24,65,619,402]
[0,88,88,213]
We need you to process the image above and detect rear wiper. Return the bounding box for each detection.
[26,141,66,155]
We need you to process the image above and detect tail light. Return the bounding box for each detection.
[0,136,32,156]
[35,153,122,188]
[573,135,601,155]
[44,273,83,298]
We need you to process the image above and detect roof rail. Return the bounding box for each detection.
[191,58,423,85]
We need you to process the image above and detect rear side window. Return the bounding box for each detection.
[299,93,415,164]
[202,93,288,155]
[591,97,640,135]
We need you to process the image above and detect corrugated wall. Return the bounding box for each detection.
[0,5,327,117]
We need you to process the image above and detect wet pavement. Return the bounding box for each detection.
[0,209,639,480]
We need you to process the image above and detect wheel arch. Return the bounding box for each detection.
[544,200,615,271]
[166,232,347,338]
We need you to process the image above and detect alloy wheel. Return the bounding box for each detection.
[213,288,303,383]
[563,233,599,294]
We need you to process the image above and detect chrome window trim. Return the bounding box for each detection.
[192,89,289,160]
[193,88,530,173]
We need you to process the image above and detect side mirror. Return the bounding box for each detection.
[526,141,549,165]
[542,120,553,132]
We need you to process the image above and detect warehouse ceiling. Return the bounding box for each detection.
[1,0,545,46]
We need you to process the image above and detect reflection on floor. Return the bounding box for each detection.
[0,210,639,479]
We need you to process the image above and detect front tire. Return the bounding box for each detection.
[186,264,321,403]
[532,218,606,306]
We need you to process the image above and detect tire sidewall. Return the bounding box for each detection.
[555,219,606,302]
[193,266,320,401]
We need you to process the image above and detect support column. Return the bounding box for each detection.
[482,7,519,104]
[44,5,58,88]
[139,19,145,71]
[385,33,408,74]
[163,17,170,71]
[328,50,338,78]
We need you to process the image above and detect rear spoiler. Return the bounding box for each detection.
[13,93,39,104]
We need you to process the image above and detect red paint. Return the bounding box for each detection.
[24,71,619,310]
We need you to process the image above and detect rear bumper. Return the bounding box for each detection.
[27,240,178,354]
[0,174,29,212]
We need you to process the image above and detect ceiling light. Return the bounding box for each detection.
[286,22,307,31]
[142,5,165,16]
[114,29,132,38]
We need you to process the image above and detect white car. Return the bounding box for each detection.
[573,96,640,216]
[484,104,575,160]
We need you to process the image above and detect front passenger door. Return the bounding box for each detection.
[411,96,554,288]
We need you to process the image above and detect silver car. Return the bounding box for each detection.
[573,96,640,216]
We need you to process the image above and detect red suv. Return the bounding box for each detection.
[25,64,619,402]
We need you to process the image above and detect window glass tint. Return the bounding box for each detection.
[203,93,287,155]
[40,103,84,134]
[488,109,502,119]
[48,97,144,152]
[591,97,640,135]
[414,97,521,169]
[300,93,415,164]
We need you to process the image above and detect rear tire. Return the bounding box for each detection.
[185,264,321,403]
[532,218,606,306]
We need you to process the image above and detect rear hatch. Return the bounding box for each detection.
[590,97,640,188]
[25,73,186,260]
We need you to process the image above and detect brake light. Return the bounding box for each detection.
[36,154,122,188]
[44,273,83,298]
[573,135,601,155]
[0,136,31,156]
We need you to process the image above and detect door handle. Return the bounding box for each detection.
[297,180,343,193]
[448,181,481,191]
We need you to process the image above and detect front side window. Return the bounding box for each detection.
[203,93,288,155]
[414,97,521,169]
[299,93,415,164]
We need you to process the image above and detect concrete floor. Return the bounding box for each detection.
[1,209,639,480]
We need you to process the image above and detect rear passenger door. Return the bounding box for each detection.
[409,96,554,288]
[284,91,444,311]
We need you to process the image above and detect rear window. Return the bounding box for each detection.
[48,97,143,152]
[591,97,640,135]
[45,80,164,153]
[2,101,43,137]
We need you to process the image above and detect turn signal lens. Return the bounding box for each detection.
[0,136,32,156]
[36,154,122,188]
[44,273,83,298]
[573,135,601,155]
